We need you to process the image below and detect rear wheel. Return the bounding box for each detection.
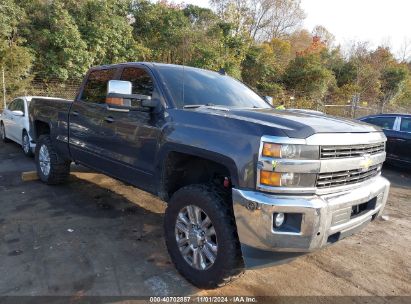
[1,122,10,143]
[22,130,33,157]
[35,135,70,185]
[164,185,244,289]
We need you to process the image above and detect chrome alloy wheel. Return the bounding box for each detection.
[23,134,30,154]
[175,205,218,270]
[39,144,51,176]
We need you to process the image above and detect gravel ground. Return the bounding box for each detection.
[0,140,410,301]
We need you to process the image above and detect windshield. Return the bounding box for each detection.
[156,65,271,109]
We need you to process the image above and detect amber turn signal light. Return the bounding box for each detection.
[262,143,281,158]
[260,171,281,187]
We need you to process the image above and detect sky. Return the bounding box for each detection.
[172,0,411,56]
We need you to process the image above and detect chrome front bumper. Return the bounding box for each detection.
[232,175,390,253]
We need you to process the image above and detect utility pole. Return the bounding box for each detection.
[351,93,360,118]
[2,67,6,110]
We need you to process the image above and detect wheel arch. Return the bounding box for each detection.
[31,119,51,142]
[157,146,239,202]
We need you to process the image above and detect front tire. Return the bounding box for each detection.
[1,122,10,143]
[35,135,71,185]
[22,130,33,157]
[164,185,244,289]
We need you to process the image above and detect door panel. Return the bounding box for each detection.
[6,99,24,142]
[69,100,107,158]
[69,66,164,193]
[96,66,163,192]
[397,117,411,163]
[69,68,119,173]
[13,99,26,144]
[383,129,400,160]
[101,108,164,191]
[2,108,13,140]
[362,116,398,159]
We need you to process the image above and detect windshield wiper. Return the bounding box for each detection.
[183,103,215,109]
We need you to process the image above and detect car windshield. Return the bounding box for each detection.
[156,65,271,109]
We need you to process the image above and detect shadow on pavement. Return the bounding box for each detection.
[0,141,197,296]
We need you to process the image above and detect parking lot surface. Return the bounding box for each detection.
[0,141,410,298]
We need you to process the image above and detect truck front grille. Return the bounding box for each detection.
[320,143,385,159]
[316,165,381,188]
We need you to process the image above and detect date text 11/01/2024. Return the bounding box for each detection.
[149,297,257,302]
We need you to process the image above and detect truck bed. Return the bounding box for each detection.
[29,97,73,158]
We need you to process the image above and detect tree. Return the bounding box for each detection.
[242,38,291,96]
[70,0,150,66]
[283,52,335,101]
[210,0,305,40]
[312,25,335,48]
[286,29,312,56]
[398,38,411,63]
[380,64,409,111]
[20,1,91,80]
[261,0,305,40]
[0,0,33,107]
[132,0,190,63]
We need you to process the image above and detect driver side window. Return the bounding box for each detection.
[120,67,154,97]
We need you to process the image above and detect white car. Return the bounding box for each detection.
[0,96,62,156]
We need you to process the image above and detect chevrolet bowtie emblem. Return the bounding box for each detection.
[360,154,372,171]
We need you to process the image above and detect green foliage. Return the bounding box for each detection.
[71,0,150,65]
[284,53,335,100]
[0,0,409,112]
[0,0,33,107]
[21,1,91,80]
[241,39,291,99]
[381,65,409,96]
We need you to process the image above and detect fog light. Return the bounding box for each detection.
[274,212,285,228]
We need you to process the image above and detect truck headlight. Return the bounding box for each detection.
[262,143,319,159]
[260,171,316,188]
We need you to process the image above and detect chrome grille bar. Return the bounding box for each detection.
[316,165,381,188]
[320,143,385,159]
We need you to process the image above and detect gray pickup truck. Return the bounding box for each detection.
[29,62,390,289]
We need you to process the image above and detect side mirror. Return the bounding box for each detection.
[264,96,273,104]
[106,80,159,112]
[12,110,24,116]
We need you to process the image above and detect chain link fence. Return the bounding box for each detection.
[261,91,410,118]
[1,74,82,111]
[1,74,410,118]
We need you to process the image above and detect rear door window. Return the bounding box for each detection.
[81,69,117,103]
[15,99,25,113]
[7,100,17,111]
[8,99,24,113]
[400,117,411,133]
[365,116,396,130]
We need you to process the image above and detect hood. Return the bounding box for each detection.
[196,107,381,138]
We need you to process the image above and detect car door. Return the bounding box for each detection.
[69,67,120,174]
[4,99,25,142]
[98,65,164,192]
[362,116,398,159]
[11,98,26,144]
[2,99,16,141]
[396,116,411,164]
